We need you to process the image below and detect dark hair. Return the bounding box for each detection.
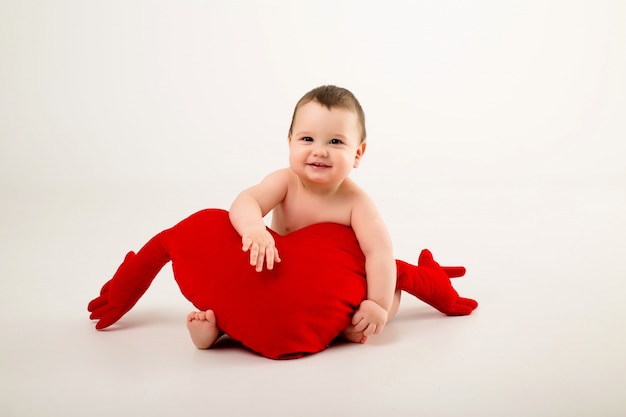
[288,85,366,142]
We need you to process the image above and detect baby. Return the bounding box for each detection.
[187,85,400,349]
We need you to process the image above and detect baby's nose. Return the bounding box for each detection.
[312,145,328,156]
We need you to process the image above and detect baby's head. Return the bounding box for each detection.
[288,85,366,143]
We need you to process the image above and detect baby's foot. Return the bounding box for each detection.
[186,310,220,349]
[340,324,369,344]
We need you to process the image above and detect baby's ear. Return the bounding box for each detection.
[353,142,366,168]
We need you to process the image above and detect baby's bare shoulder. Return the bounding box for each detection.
[341,178,374,203]
[263,167,292,182]
[342,182,384,226]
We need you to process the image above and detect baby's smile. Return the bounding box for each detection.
[308,162,331,169]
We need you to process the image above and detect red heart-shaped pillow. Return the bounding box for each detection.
[169,209,367,359]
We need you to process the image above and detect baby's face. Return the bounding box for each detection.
[288,101,365,185]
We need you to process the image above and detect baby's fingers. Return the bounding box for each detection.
[362,323,378,337]
[352,315,367,332]
[253,246,265,271]
[274,247,281,264]
[265,247,281,270]
[242,237,252,253]
[248,242,261,267]
[265,250,274,270]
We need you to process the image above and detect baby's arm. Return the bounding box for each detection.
[229,169,290,271]
[350,194,397,336]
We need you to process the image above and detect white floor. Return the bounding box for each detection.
[2,1,625,415]
[1,180,624,417]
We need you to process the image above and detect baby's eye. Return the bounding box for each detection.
[302,136,314,142]
[330,138,343,145]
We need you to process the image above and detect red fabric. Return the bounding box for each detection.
[397,250,478,316]
[88,209,477,359]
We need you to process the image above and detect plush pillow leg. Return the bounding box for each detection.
[395,249,478,316]
[87,230,171,329]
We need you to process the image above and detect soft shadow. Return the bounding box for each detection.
[392,306,448,322]
[92,308,186,331]
[211,335,245,351]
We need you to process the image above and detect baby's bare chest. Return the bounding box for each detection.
[272,195,352,235]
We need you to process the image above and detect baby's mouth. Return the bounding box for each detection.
[308,162,330,168]
[308,162,330,170]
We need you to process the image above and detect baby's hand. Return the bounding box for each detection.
[241,227,281,272]
[351,300,388,337]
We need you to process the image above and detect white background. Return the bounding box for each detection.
[1,1,625,416]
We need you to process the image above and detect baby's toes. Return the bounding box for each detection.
[204,310,216,323]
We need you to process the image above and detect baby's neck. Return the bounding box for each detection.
[296,176,346,197]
